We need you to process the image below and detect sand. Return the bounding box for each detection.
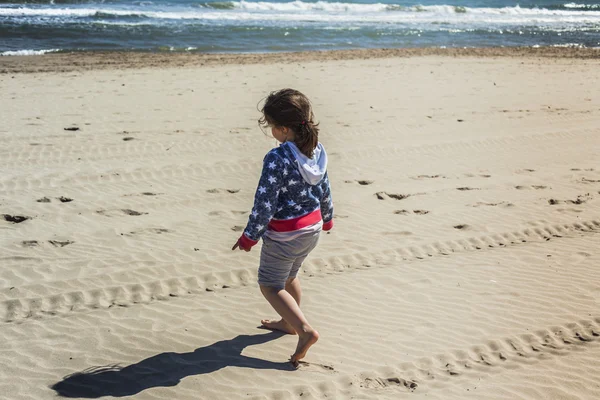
[1,49,600,400]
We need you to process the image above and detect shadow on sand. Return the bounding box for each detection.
[51,331,293,398]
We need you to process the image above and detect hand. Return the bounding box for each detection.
[232,240,250,252]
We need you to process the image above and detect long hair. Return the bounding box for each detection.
[258,88,320,158]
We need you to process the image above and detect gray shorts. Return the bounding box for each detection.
[258,232,320,290]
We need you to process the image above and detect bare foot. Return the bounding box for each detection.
[261,319,297,335]
[291,329,319,363]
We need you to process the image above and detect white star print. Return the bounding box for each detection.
[283,159,290,165]
[288,200,296,206]
[258,186,266,194]
[295,205,302,211]
[277,207,283,212]
[323,213,331,219]
[264,201,271,210]
[268,176,277,184]
[324,196,331,203]
[281,187,288,193]
[268,161,276,169]
[300,189,307,196]
[288,179,297,186]
[256,224,264,231]
[283,169,288,176]
[251,210,258,218]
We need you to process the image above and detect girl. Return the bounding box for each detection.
[232,88,334,365]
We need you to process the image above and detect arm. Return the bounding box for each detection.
[236,152,284,250]
[319,171,334,231]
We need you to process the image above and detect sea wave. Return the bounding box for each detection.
[562,2,600,9]
[2,0,600,12]
[199,1,600,14]
[2,3,600,26]
[0,48,61,55]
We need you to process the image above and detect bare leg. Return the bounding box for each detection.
[286,277,302,306]
[260,285,319,363]
[261,277,302,334]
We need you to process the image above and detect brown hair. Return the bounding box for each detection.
[259,88,320,158]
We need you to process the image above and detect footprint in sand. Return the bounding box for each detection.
[581,178,600,184]
[123,228,172,236]
[231,226,244,232]
[21,240,39,247]
[471,201,514,208]
[411,174,445,180]
[123,192,164,197]
[57,196,74,203]
[295,361,336,372]
[122,209,147,216]
[376,192,409,200]
[413,210,430,215]
[516,185,547,190]
[454,224,470,230]
[207,188,240,194]
[395,209,430,215]
[394,209,410,215]
[345,180,374,185]
[97,209,148,217]
[549,194,591,206]
[456,187,480,191]
[566,194,591,205]
[360,377,417,391]
[49,240,74,247]
[3,214,30,224]
[36,197,51,203]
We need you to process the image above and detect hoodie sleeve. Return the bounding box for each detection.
[319,171,334,231]
[238,151,284,249]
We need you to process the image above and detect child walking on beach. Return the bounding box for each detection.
[232,88,334,365]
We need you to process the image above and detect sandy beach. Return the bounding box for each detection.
[1,49,600,400]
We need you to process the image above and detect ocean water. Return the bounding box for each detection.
[1,0,600,55]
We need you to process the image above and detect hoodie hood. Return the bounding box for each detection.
[281,141,327,186]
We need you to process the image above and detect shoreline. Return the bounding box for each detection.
[1,46,599,74]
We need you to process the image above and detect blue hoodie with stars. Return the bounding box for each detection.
[238,141,333,249]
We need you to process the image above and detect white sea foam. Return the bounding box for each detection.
[2,3,600,16]
[1,3,600,26]
[551,42,586,47]
[563,3,600,9]
[0,49,61,56]
[231,1,397,12]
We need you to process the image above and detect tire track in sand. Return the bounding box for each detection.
[2,219,598,324]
